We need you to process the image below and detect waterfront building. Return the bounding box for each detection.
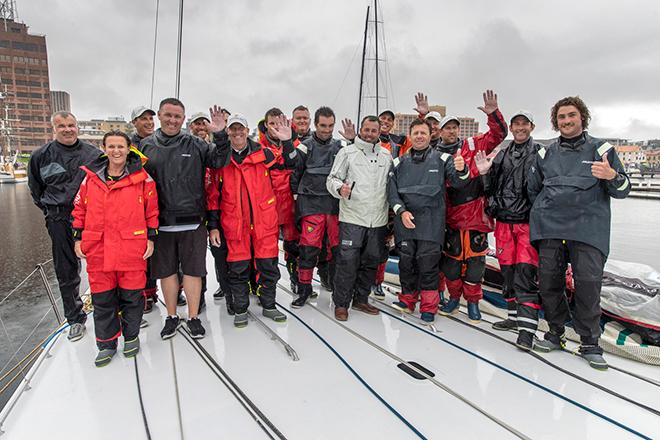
[0,18,51,152]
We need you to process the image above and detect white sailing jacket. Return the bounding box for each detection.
[326,136,393,228]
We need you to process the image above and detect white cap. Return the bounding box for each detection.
[378,108,395,118]
[424,111,443,122]
[130,106,155,121]
[439,115,460,128]
[190,112,210,123]
[510,110,534,124]
[227,113,248,128]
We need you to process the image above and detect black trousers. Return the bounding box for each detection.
[227,257,280,314]
[333,223,386,308]
[92,288,144,350]
[398,240,442,293]
[210,226,231,302]
[538,239,605,340]
[46,216,85,325]
[501,263,540,333]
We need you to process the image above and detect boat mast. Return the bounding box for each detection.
[357,6,370,124]
[175,0,184,99]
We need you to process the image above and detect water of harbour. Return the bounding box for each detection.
[0,183,658,407]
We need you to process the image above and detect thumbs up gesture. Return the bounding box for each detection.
[591,152,617,180]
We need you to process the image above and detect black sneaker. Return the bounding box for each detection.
[187,317,206,339]
[177,293,187,306]
[516,330,534,351]
[160,316,182,340]
[213,287,224,300]
[492,319,518,332]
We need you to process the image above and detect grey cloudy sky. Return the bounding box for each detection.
[20,0,660,140]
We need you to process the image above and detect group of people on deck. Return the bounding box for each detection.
[27,91,630,370]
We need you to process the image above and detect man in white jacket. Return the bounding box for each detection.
[326,116,393,321]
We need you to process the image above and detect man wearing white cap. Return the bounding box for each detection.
[437,90,507,323]
[425,111,444,149]
[475,110,542,350]
[207,113,288,328]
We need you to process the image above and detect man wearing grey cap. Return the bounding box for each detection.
[128,105,165,314]
[475,110,542,351]
[130,106,156,147]
[189,112,211,143]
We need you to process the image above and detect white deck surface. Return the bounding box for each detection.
[1,251,659,439]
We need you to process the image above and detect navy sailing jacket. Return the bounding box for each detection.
[527,133,630,256]
[387,147,470,245]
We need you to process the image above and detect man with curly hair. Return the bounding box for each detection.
[528,96,631,370]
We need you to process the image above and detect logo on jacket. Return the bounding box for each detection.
[306,225,315,233]
[181,153,191,157]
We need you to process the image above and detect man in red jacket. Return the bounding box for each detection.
[258,108,301,293]
[438,90,507,322]
[208,114,288,328]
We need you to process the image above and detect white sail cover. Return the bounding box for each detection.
[601,259,660,329]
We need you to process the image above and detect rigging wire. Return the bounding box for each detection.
[149,0,160,109]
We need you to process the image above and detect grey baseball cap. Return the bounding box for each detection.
[439,115,461,128]
[130,106,155,121]
[510,110,534,124]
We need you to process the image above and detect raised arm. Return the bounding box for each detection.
[474,90,508,153]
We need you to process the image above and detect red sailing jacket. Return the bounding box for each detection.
[209,139,280,242]
[257,122,300,225]
[444,110,507,233]
[72,152,159,273]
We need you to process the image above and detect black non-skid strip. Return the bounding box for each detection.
[275,301,428,440]
[133,357,153,440]
[397,361,436,380]
[177,328,286,440]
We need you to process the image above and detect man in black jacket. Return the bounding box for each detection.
[28,111,101,342]
[476,111,541,350]
[288,107,343,308]
[388,119,469,322]
[140,98,228,340]
[528,96,630,370]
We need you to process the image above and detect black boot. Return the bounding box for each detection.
[287,259,299,295]
[292,284,313,309]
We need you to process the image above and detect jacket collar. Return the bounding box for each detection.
[354,136,378,153]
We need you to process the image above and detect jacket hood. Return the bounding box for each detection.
[82,148,146,177]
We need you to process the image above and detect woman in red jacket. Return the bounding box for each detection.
[72,130,158,367]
